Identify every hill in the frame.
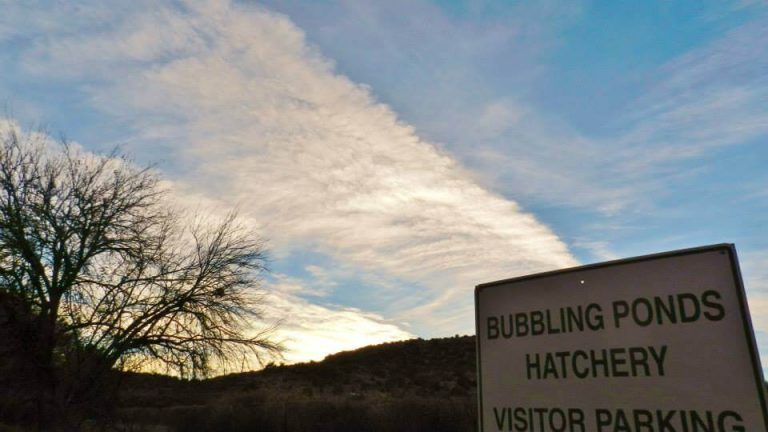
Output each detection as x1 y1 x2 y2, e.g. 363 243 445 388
114 335 478 432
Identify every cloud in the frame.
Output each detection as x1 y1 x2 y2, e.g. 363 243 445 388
2 0 576 346
445 15 768 217
264 274 414 363
617 18 768 162
4 0 768 366
0 118 17 134
0 118 414 364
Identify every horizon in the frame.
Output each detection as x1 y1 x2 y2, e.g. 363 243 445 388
1 0 767 369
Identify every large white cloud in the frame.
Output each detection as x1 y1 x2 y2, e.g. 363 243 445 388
3 0 576 357
263 274 415 363
0 118 415 364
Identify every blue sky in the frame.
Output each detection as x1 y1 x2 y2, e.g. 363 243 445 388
1 0 767 365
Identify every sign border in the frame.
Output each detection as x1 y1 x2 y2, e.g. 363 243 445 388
474 243 768 431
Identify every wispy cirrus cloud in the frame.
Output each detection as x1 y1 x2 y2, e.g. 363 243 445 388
0 118 415 363
0 0 576 356
615 17 768 168
6 0 765 364
481 14 768 216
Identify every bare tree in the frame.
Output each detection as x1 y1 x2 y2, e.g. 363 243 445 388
0 128 281 429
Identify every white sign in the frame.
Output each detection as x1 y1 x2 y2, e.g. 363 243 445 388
475 244 768 432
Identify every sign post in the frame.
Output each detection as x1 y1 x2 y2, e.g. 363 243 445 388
475 244 768 432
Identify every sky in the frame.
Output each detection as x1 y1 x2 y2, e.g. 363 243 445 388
1 0 767 367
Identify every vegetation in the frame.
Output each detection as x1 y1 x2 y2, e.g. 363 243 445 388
0 130 280 430
0 127 479 431
113 336 478 432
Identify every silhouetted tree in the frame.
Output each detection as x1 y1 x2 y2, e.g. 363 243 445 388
0 127 281 429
